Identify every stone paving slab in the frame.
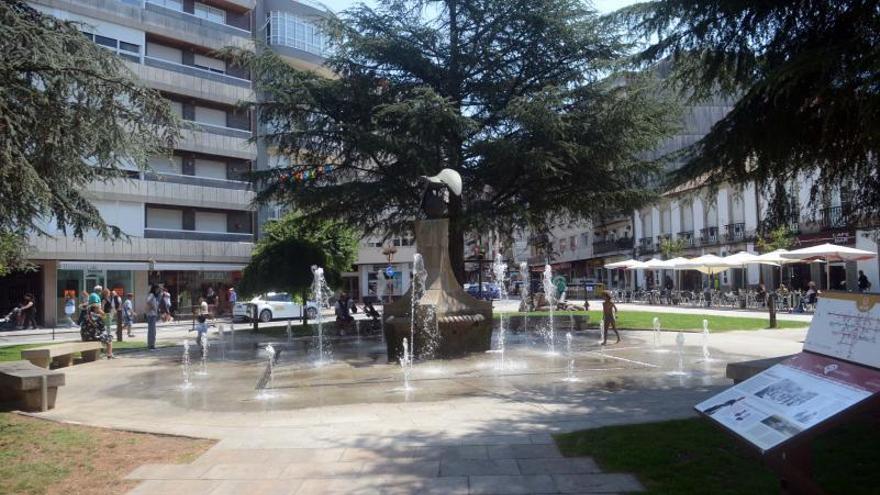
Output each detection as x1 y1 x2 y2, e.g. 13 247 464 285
518 458 601 475
553 473 644 493
440 459 522 477
469 474 557 494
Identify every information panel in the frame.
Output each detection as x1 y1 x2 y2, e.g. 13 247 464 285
695 353 880 452
804 293 880 369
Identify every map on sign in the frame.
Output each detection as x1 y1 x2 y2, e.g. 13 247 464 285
695 353 880 453
804 293 880 370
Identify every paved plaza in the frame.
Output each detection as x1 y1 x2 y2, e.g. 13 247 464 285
28 315 808 494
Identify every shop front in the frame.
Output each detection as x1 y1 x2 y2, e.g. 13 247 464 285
360 263 411 303
55 261 145 324
148 263 244 317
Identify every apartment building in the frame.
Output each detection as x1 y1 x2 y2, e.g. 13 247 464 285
633 176 880 292
15 0 263 325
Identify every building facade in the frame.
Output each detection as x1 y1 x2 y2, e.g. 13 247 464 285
17 0 330 326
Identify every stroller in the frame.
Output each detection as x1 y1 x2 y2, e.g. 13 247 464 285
80 310 107 342
0 307 21 331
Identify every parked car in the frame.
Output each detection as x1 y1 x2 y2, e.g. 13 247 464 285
233 292 319 322
464 282 501 300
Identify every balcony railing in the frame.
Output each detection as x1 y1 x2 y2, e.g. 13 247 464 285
143 56 251 88
144 1 252 36
678 231 695 247
820 203 852 230
143 172 251 191
700 226 719 246
592 237 634 255
724 222 746 242
144 228 253 242
656 233 672 246
638 236 655 253
188 120 252 138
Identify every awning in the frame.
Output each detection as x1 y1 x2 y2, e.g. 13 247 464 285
152 262 246 272
59 261 150 271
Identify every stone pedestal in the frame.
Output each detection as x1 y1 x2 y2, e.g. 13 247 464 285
384 219 493 360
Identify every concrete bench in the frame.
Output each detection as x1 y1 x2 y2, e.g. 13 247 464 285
726 355 794 383
0 360 65 411
21 342 103 369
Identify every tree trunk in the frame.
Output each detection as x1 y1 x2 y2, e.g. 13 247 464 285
768 293 777 329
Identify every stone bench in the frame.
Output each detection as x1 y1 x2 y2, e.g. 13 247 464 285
726 355 794 383
21 342 103 369
0 360 65 411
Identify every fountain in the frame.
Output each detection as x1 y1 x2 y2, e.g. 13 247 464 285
701 319 713 361
311 266 332 364
256 343 276 391
492 253 507 369
667 332 688 376
198 333 209 376
542 264 557 354
518 261 530 332
563 332 579 382
651 317 669 353
180 340 192 390
286 320 292 346
383 169 492 359
217 324 226 360
399 337 413 391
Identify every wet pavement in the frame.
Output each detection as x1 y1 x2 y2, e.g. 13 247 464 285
34 319 806 494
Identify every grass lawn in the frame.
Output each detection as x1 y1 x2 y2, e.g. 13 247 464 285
0 341 174 362
497 311 805 332
0 412 214 495
554 417 879 495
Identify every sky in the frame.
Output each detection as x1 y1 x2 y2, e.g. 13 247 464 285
316 0 639 14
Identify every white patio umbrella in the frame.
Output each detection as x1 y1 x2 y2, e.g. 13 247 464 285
722 251 762 290
677 254 731 275
604 259 639 290
781 243 878 289
604 259 639 269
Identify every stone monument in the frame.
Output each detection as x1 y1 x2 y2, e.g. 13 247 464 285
383 169 493 360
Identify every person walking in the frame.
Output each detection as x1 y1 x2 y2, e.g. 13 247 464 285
64 294 76 327
601 292 620 345
18 294 38 330
858 270 871 293
227 287 237 315
146 285 160 350
159 287 173 324
109 290 124 342
123 293 134 338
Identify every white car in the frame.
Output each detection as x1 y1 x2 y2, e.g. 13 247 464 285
233 292 319 322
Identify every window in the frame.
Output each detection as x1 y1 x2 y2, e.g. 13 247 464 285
266 11 330 57
194 2 226 24
82 31 141 58
147 0 184 12
193 53 226 74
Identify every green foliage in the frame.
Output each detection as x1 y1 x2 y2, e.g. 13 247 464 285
237 212 358 298
224 0 675 279
609 1 880 224
0 0 178 272
0 231 33 276
659 237 685 259
756 225 795 253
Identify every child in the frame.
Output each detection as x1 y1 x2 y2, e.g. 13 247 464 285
602 292 620 345
123 293 135 338
191 314 209 351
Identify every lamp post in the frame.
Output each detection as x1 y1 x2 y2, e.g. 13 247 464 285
380 241 397 302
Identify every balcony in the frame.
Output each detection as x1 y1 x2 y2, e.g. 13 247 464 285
678 231 695 247
178 128 256 160
593 237 634 255
143 171 251 191
656 233 672 246
699 226 719 246
125 59 252 106
723 223 746 242
638 237 655 253
29 234 253 262
820 203 852 230
144 228 253 242
144 1 252 37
